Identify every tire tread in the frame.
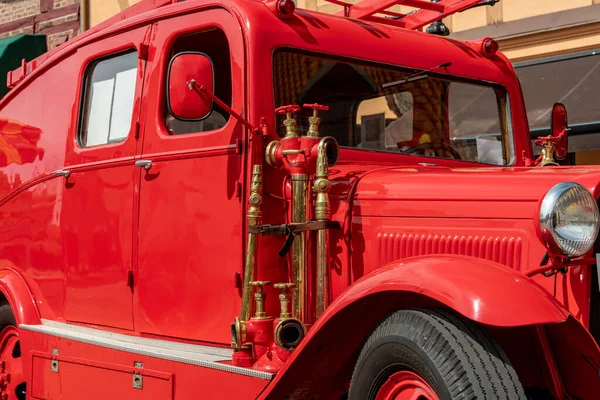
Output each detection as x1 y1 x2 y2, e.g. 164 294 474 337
350 308 526 400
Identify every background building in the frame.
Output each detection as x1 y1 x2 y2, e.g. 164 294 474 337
2 0 599 161
303 1 600 164
0 0 81 49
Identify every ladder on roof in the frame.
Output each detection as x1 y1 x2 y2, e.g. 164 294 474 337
323 0 488 30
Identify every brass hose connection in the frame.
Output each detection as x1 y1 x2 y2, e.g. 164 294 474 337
275 105 301 138
240 165 263 322
303 103 329 138
274 283 295 319
250 281 271 319
274 282 307 350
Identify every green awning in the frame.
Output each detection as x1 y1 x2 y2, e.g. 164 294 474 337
0 34 47 99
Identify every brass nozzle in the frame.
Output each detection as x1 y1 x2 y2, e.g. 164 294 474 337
250 281 271 319
274 283 295 319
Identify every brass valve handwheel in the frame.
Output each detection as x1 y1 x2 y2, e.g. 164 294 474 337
274 283 295 294
250 281 271 292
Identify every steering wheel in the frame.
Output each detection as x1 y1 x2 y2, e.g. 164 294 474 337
399 141 462 160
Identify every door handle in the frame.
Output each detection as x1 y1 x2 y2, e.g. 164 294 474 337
135 160 152 170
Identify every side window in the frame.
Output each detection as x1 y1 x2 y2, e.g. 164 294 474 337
79 51 138 147
165 29 231 135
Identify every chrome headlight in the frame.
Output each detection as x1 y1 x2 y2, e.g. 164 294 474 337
539 182 599 257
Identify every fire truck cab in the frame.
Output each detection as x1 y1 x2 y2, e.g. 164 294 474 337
0 0 598 399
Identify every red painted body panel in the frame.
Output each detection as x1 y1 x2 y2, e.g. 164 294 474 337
19 329 270 399
134 9 247 343
326 255 569 328
0 0 598 398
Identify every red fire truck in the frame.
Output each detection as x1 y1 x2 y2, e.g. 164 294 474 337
0 0 598 398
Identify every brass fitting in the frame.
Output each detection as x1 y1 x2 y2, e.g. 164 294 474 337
250 281 271 319
540 143 559 167
274 283 295 319
275 105 301 138
240 165 263 322
304 103 329 138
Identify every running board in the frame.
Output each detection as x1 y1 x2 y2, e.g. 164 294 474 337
20 319 273 380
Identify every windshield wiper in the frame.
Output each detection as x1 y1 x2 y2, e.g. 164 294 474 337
382 62 452 89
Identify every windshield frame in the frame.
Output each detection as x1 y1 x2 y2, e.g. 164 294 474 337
271 47 516 167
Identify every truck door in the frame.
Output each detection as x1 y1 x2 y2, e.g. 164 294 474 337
134 10 245 343
60 26 152 330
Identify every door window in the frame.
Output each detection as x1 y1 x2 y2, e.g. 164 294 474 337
79 51 138 147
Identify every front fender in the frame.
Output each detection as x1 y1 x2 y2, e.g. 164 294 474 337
334 254 568 327
261 255 570 399
0 268 40 326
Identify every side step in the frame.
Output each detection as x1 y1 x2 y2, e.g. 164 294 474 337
20 319 273 380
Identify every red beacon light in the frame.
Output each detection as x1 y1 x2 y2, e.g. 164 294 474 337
265 0 296 19
467 37 499 58
278 0 296 17
482 38 499 57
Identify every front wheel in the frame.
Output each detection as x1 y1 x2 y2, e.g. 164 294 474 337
0 303 25 400
349 309 526 400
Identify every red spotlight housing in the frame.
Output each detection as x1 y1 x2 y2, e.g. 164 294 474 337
482 38 499 57
278 0 296 17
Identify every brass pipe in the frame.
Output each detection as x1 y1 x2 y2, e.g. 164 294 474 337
314 139 332 318
291 174 308 321
241 165 263 322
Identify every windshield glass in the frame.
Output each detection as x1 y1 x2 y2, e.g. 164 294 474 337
273 50 514 166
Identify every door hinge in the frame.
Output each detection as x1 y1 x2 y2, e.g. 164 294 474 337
235 139 243 155
138 43 149 61
235 181 242 199
134 121 141 139
127 269 134 289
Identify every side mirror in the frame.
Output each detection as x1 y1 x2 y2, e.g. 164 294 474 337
551 103 568 160
167 52 214 120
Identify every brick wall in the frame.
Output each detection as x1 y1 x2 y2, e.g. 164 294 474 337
0 0 80 49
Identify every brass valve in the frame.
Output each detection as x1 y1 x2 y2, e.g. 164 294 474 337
275 105 301 138
250 281 271 319
304 103 329 138
535 136 560 167
274 283 295 319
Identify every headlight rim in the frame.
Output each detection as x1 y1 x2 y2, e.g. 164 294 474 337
539 181 599 258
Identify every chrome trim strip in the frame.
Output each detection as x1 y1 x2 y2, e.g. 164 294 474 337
20 319 273 380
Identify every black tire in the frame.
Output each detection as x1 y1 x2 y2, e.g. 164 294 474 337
0 302 17 330
349 309 526 400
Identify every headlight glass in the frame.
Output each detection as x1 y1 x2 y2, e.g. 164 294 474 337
539 182 599 257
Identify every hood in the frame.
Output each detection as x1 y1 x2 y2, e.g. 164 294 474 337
348 165 600 219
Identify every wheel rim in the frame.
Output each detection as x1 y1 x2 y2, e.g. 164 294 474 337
375 371 439 400
0 326 24 400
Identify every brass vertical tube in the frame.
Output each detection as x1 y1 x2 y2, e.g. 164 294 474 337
241 165 263 322
291 174 308 321
314 139 332 318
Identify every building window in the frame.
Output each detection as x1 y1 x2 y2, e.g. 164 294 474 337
516 51 600 134
79 51 138 147
165 29 231 135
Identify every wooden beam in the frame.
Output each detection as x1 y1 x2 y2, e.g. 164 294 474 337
0 4 79 35
40 0 55 13
38 20 81 36
0 17 35 35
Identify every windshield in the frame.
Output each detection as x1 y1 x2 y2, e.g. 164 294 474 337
273 50 514 166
